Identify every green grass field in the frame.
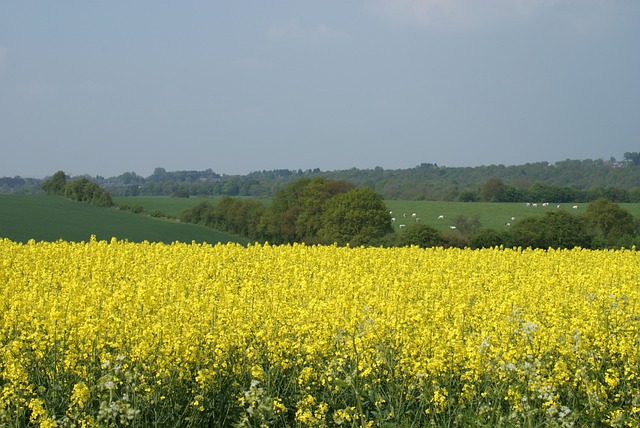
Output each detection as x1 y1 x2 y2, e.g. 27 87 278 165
5 195 638 243
385 200 640 232
0 195 248 244
113 195 271 218
115 196 640 234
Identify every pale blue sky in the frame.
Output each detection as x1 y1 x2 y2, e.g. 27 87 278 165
1 1 638 178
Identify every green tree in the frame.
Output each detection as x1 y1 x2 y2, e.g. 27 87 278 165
171 189 190 198
319 187 392 246
396 224 444 248
180 200 212 224
41 171 67 195
585 198 638 246
264 177 355 244
61 177 114 207
527 182 580 203
452 213 481 235
458 190 479 202
212 196 268 239
295 178 355 242
469 229 509 249
264 178 311 243
95 189 114 207
623 152 640 166
509 211 592 249
480 178 506 202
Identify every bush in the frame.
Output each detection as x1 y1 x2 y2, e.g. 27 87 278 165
171 189 190 198
396 224 444 248
469 228 510 249
508 211 593 249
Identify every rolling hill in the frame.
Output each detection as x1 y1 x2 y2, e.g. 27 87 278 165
0 195 248 244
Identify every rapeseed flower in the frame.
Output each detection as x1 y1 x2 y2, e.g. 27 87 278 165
1 238 639 426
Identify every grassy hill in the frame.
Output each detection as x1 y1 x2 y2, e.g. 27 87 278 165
115 197 518 232
386 200 640 232
114 196 640 234
0 195 248 244
113 196 272 218
5 195 638 244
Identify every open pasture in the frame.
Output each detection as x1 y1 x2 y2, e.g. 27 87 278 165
113 196 640 235
2 240 639 426
0 195 247 244
113 195 224 218
113 196 271 218
385 200 640 232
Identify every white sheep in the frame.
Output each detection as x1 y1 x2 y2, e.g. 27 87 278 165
437 215 444 220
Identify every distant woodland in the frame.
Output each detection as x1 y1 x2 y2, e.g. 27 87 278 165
13 153 640 249
3 154 640 202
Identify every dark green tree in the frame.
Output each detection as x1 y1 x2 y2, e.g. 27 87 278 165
527 182 580 203
452 213 482 235
584 198 638 246
508 216 543 249
458 190 479 202
264 178 314 243
295 178 355 242
171 189 190 198
61 177 114 207
212 196 267 239
396 224 444 248
319 187 392 246
41 171 67 195
264 177 355 244
480 178 506 202
180 200 211 224
623 152 640 166
95 190 114 207
509 210 592 249
469 229 510 249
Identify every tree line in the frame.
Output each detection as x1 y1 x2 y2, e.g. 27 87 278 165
4 155 640 201
104 157 640 202
35 171 640 249
468 198 639 250
475 178 637 203
41 171 114 207
180 177 393 246
179 177 640 250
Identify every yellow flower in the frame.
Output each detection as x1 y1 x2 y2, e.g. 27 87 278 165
273 397 287 413
70 381 91 408
27 398 47 423
2 240 640 425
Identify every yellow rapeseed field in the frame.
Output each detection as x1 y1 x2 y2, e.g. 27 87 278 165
1 237 639 427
